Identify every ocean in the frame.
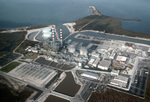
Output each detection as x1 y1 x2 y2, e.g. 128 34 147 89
0 0 150 33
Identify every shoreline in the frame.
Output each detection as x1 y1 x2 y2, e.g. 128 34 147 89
66 6 150 43
79 30 150 42
63 22 150 43
63 23 76 34
1 22 150 43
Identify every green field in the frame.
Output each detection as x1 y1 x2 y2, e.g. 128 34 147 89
1 62 21 73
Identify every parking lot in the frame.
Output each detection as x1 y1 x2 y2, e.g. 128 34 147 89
35 57 75 70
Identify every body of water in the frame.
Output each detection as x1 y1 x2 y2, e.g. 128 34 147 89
0 0 150 34
66 31 150 45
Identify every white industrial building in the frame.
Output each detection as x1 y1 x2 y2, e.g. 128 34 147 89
98 60 111 70
42 28 52 39
67 45 76 53
92 58 100 67
80 47 88 56
88 58 96 65
110 75 129 88
81 71 99 80
116 56 127 62
111 69 120 76
90 51 99 58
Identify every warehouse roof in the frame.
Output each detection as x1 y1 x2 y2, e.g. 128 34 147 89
81 71 99 80
98 60 111 67
116 56 127 62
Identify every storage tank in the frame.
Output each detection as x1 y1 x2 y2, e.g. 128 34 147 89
42 28 52 39
80 47 87 56
67 45 76 53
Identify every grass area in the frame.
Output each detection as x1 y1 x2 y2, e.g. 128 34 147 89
25 53 38 59
0 31 27 57
74 15 150 39
0 62 21 73
15 40 38 54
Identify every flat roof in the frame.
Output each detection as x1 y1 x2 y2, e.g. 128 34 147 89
99 60 111 67
81 71 99 79
115 75 128 82
116 56 127 62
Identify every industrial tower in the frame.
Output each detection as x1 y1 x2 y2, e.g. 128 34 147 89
52 26 55 41
60 28 63 47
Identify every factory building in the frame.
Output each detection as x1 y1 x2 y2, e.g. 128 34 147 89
116 56 127 62
110 75 129 88
80 47 88 56
98 60 111 70
147 48 150 56
111 70 120 76
92 58 99 67
90 51 99 58
67 45 76 53
43 41 50 50
81 71 99 80
88 58 96 65
50 41 61 52
42 28 52 39
112 61 125 69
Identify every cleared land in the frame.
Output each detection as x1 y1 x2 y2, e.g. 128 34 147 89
54 72 80 97
0 62 21 73
74 15 150 39
44 95 70 102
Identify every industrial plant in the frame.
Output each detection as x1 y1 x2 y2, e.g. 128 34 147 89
1 24 150 102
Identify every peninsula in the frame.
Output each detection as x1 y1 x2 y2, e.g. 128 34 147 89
73 6 150 39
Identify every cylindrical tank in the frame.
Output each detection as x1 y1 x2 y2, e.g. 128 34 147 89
67 45 75 53
80 47 87 56
42 28 52 39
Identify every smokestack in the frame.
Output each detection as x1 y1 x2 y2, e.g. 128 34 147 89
52 26 55 41
60 28 63 46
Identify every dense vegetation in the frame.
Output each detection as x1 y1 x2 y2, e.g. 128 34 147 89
0 62 21 73
0 31 26 57
74 15 150 39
